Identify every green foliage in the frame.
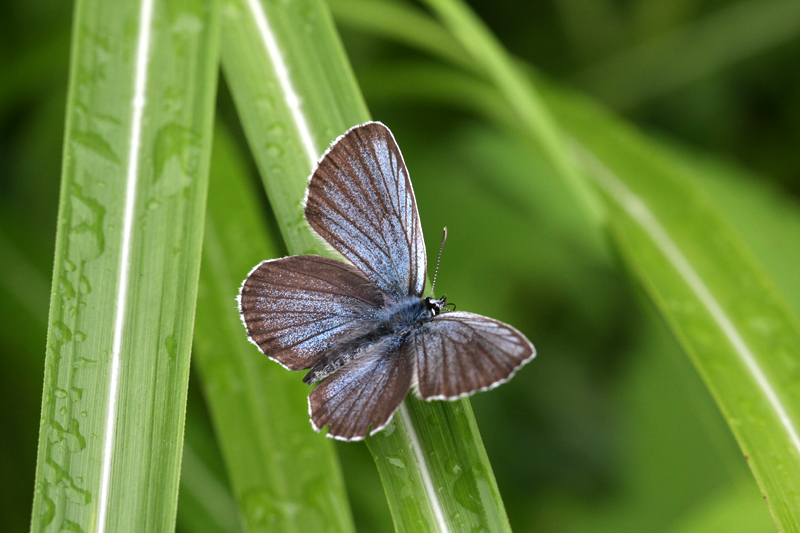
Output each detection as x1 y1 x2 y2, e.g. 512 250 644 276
2 0 800 532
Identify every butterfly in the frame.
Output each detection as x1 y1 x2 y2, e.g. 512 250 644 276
238 122 535 441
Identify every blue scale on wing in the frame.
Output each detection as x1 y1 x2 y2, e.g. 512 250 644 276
309 336 413 441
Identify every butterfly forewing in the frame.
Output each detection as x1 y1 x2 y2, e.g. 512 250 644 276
239 255 384 370
304 122 427 300
309 338 414 441
409 311 536 400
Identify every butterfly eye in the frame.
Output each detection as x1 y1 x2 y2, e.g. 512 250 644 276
423 297 448 317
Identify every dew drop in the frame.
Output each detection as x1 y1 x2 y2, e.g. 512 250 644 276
268 122 286 137
60 518 85 532
59 275 76 301
165 333 178 361
241 489 275 526
41 494 56 526
53 321 73 342
387 456 406 469
265 143 284 158
69 182 106 256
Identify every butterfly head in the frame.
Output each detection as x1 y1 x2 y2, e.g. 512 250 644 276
423 296 453 317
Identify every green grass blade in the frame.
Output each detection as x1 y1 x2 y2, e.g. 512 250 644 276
328 0 475 73
366 398 511 532
219 0 511 530
556 93 800 532
177 399 245 533
0 229 235 533
219 0 368 254
420 0 604 225
191 122 355 532
30 0 220 531
177 442 243 533
370 57 800 530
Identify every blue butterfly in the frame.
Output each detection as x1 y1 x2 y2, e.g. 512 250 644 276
239 122 535 441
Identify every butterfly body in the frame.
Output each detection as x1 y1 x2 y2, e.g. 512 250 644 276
239 122 535 441
379 295 443 331
303 295 445 384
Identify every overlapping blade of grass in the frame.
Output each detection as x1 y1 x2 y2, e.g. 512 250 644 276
219 0 511 530
30 0 220 531
572 0 800 109
555 90 800 532
419 0 604 226
333 0 800 529
219 0 367 253
177 394 245 533
191 122 355 532
327 0 475 72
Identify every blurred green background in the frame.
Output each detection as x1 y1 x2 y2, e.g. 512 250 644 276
3 0 800 531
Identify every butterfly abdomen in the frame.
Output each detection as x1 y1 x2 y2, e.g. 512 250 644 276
302 322 382 385
303 298 430 386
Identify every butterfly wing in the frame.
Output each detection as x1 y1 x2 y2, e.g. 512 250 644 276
304 122 427 300
239 255 384 370
309 337 413 441
408 311 535 400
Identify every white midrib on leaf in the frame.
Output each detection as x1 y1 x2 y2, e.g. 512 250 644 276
576 142 800 456
96 1 155 531
245 0 318 168
399 403 451 532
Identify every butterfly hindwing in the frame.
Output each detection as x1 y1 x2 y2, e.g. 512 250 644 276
304 122 427 300
308 337 414 441
239 255 384 370
408 311 536 400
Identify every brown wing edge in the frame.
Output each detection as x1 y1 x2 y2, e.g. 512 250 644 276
307 392 407 443
237 258 296 370
300 121 391 213
308 398 407 443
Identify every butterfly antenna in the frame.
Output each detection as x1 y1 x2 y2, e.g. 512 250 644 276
431 227 447 296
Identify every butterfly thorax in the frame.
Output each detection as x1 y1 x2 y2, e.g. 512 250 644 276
302 296 449 385
379 296 444 333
